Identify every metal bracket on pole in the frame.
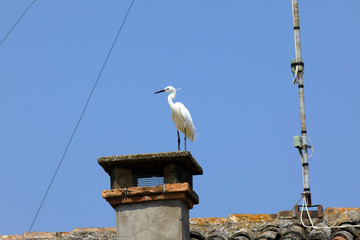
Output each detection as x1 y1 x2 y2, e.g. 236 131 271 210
291 59 304 74
292 192 323 219
293 204 324 219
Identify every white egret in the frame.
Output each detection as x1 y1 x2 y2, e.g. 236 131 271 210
154 86 196 151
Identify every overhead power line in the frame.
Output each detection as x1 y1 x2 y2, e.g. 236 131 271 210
28 0 135 232
0 0 37 46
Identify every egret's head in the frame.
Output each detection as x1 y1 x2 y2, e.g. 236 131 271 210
154 86 176 94
164 86 175 93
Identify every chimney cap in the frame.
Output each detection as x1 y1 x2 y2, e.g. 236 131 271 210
98 151 203 176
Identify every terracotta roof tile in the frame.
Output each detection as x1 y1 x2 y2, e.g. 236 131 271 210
1 208 359 240
189 208 360 240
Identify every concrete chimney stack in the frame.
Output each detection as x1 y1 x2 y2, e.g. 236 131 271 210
98 151 203 240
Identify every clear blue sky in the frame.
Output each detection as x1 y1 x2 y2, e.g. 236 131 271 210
1 0 359 235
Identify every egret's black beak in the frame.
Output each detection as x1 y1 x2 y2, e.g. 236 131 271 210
154 89 165 94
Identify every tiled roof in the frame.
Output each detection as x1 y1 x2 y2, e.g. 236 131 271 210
0 227 116 240
190 208 360 240
1 208 359 240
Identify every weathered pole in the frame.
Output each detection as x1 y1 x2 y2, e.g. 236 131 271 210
291 0 312 205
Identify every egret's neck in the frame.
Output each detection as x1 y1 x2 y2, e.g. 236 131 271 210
167 92 176 109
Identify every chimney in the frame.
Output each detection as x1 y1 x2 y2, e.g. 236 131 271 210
98 151 203 240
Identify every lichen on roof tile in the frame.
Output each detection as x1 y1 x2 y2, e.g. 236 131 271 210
324 208 360 227
1 208 360 240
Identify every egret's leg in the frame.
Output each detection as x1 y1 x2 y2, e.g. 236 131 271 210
177 130 180 151
184 127 187 151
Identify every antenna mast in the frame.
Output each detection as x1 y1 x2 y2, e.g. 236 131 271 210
291 0 311 206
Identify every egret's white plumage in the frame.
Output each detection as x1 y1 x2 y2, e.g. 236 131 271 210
154 86 195 150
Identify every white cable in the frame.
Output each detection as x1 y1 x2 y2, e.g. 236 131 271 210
307 136 314 159
299 194 308 227
293 65 299 84
295 136 360 229
304 196 315 227
299 193 360 229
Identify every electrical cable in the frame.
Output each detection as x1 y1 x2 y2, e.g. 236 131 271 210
307 136 314 159
0 0 37 46
293 65 299 84
28 0 135 232
295 140 360 229
299 193 360 229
